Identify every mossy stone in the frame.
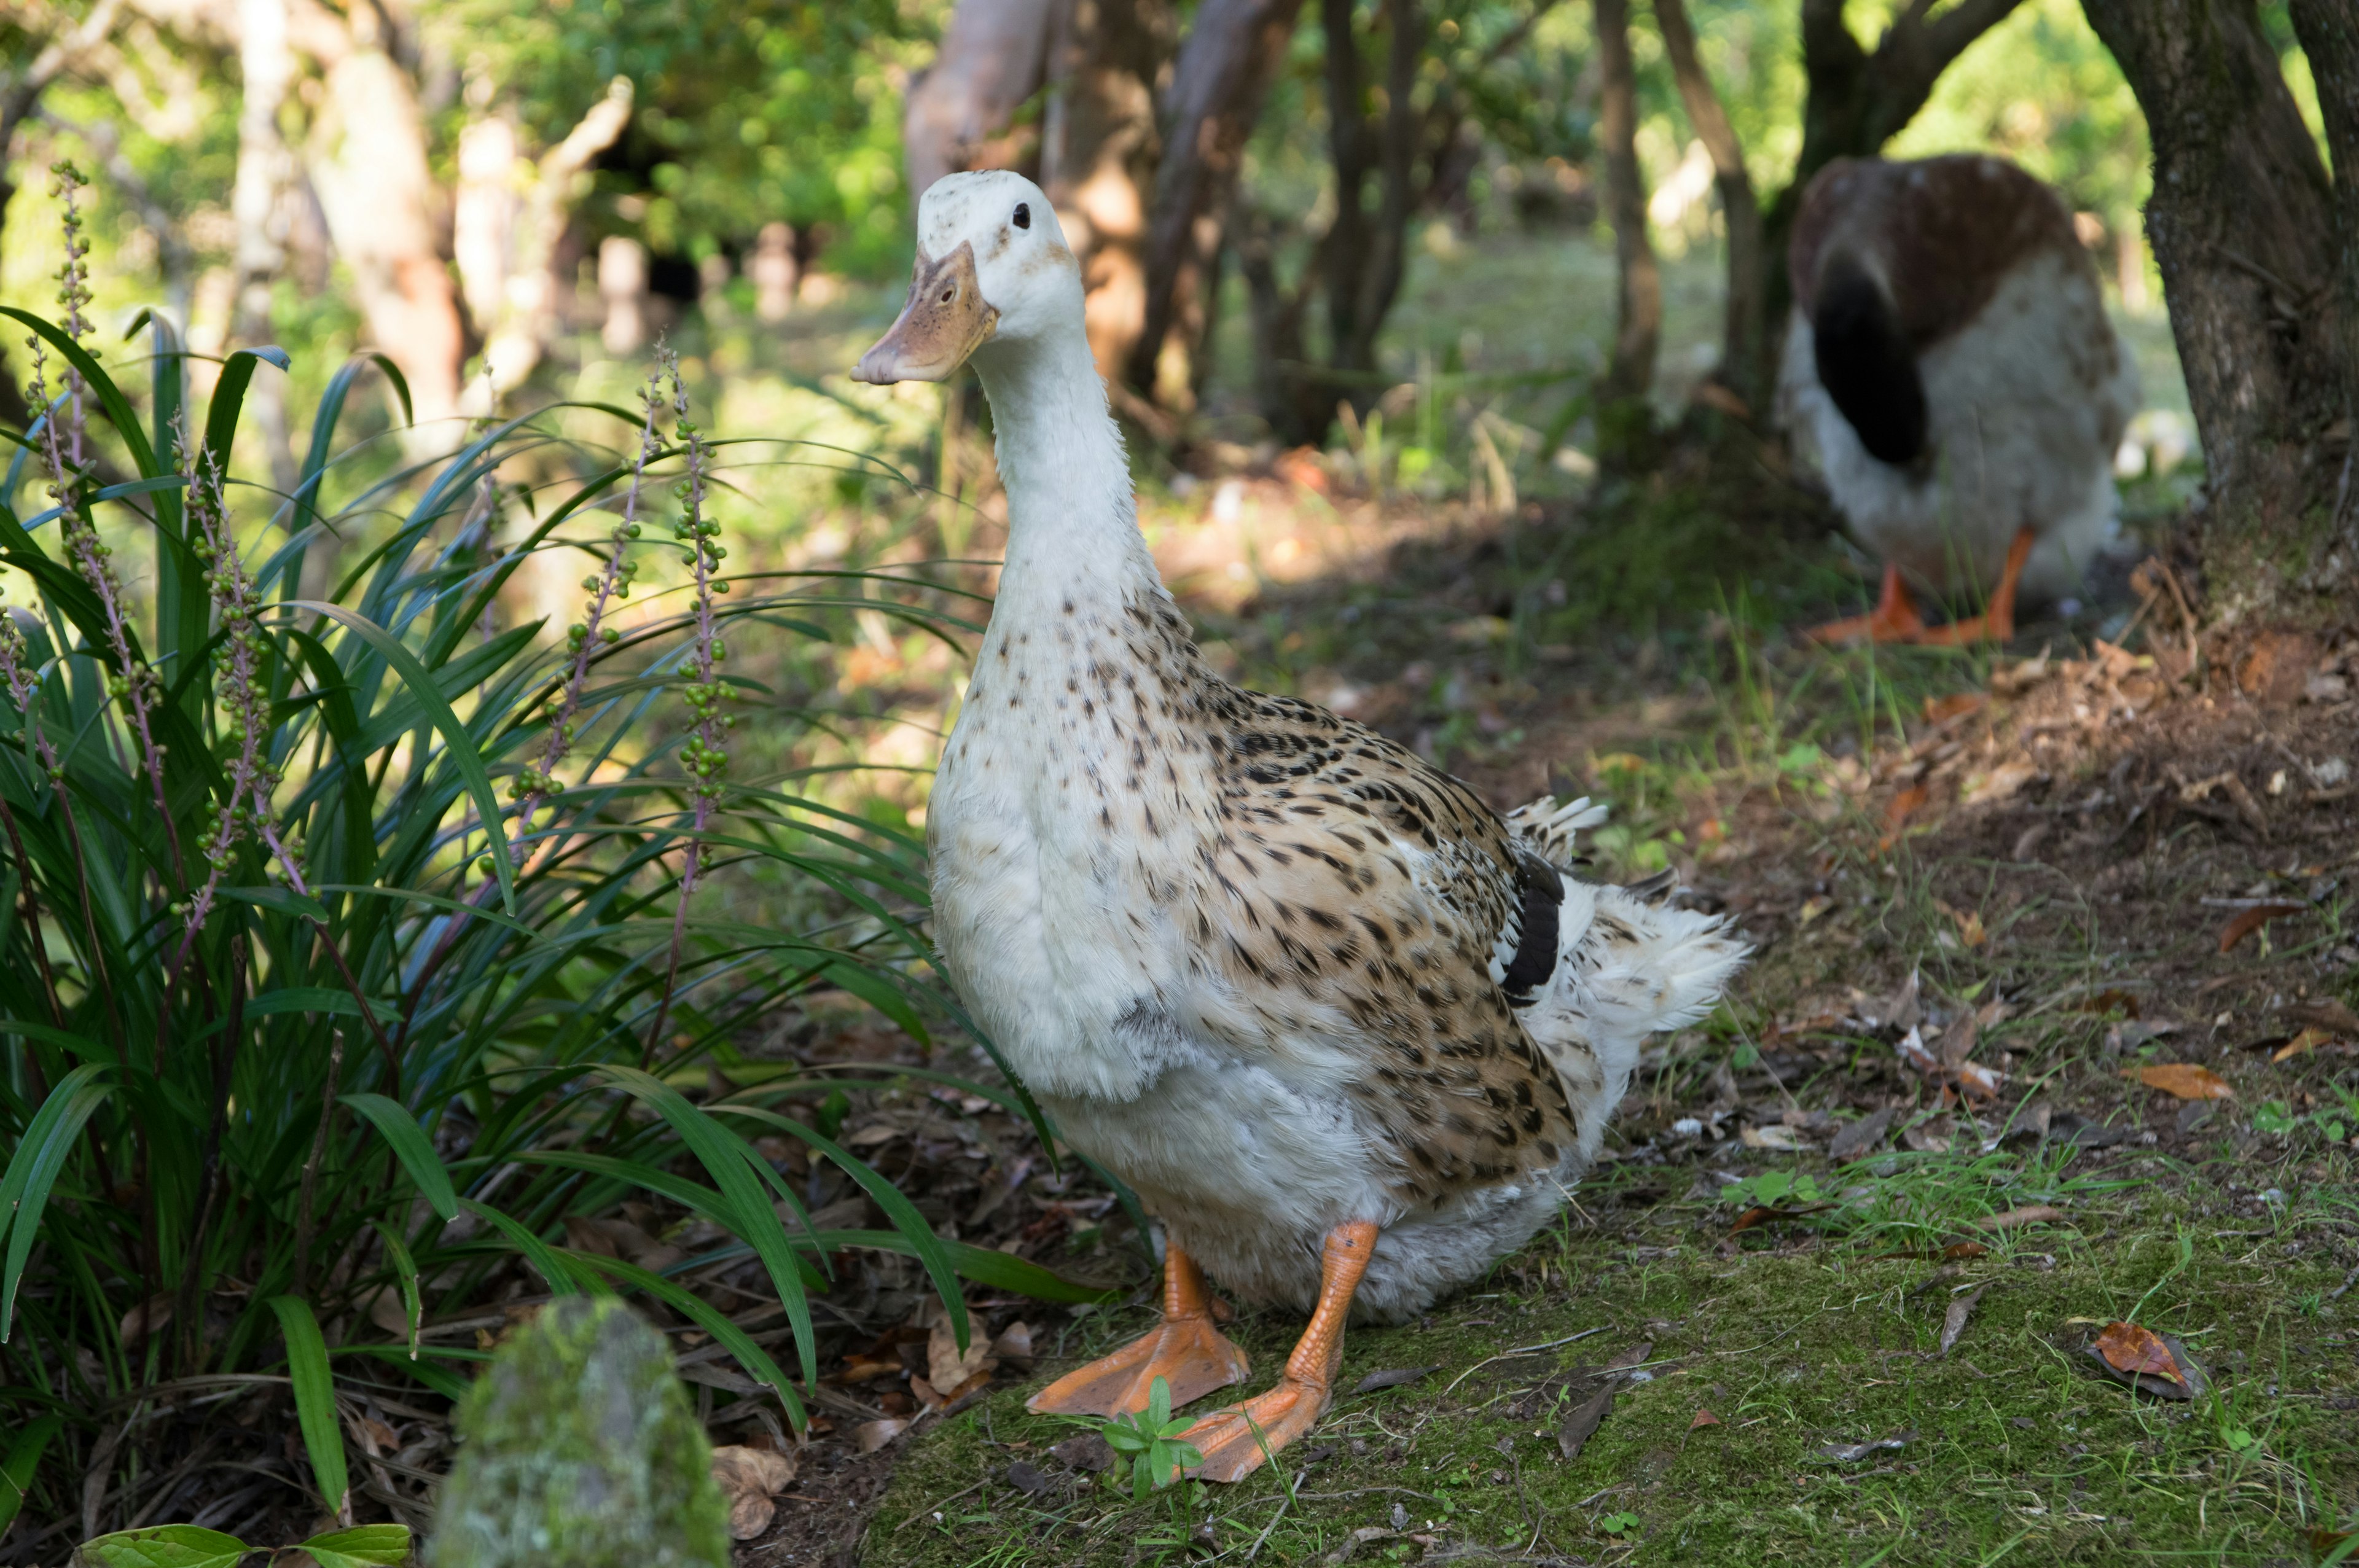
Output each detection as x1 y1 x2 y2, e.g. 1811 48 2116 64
427 1296 729 1568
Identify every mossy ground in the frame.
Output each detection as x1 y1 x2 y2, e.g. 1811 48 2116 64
864 1152 2356 1566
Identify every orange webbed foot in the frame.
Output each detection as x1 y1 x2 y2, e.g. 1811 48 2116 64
1806 563 1925 644
1176 1375 1332 1482
1025 1311 1249 1418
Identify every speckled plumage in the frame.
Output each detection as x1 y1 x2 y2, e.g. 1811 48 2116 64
901 171 1746 1322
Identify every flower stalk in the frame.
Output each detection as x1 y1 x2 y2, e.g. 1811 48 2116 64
644 354 733 1064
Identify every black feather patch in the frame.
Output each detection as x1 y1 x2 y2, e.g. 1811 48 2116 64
1812 256 1927 466
1501 854 1563 1005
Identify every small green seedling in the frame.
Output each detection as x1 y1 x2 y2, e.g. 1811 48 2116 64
74 1523 410 1568
1596 1510 1642 1537
1721 1169 1826 1208
1092 1376 1204 1500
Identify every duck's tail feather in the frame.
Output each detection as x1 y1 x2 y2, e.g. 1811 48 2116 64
1504 794 1609 868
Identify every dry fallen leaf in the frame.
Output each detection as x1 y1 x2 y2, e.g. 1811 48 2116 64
1555 1341 1652 1463
710 1445 798 1540
2094 1322 2181 1384
992 1320 1035 1366
1812 1431 1915 1464
855 1418 910 1454
1828 1107 1897 1162
2086 1322 2206 1400
2217 903 2307 953
1689 1408 1723 1430
2271 1027 2339 1063
1880 785 1929 849
1940 1287 1985 1356
928 1319 997 1392
2127 1064 2234 1101
1976 1204 2065 1231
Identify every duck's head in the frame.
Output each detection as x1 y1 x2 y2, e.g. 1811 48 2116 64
853 171 1082 384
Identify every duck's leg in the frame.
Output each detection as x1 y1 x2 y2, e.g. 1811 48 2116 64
1025 1241 1250 1418
1176 1220 1377 1483
1804 563 1927 644
1917 526 2033 646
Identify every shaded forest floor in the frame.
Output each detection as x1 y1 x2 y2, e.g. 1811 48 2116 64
729 432 2359 1567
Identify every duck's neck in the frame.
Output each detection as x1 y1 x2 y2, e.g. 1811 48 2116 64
972 330 1162 618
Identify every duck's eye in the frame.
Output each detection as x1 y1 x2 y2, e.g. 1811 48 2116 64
1013 203 1031 230
941 287 955 303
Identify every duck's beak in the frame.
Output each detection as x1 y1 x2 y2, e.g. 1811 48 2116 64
853 242 998 384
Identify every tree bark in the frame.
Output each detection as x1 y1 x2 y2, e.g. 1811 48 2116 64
902 0 1058 203
1039 0 1172 389
303 7 465 431
459 79 634 400
1125 0 1307 400
2083 0 2351 617
232 0 299 497
1753 0 2026 397
1653 0 1762 414
2288 0 2359 462
1321 0 1423 380
1593 0 1658 409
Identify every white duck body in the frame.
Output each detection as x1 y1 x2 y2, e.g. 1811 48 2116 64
904 173 1745 1322
1779 155 2141 604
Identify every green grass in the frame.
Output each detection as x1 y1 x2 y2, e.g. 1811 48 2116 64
867 1147 2358 1566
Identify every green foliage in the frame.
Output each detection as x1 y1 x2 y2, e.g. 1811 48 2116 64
426 1297 728 1568
72 1522 409 1568
1719 1168 1826 1209
0 179 1035 1530
1080 1376 1203 1501
426 0 923 268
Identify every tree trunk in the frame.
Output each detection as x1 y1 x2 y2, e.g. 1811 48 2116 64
303 9 464 431
1653 0 1762 415
2288 0 2359 458
1593 0 1658 411
460 79 634 400
1125 0 1307 401
1753 0 2026 399
231 0 298 497
1039 0 1172 389
2083 0 2352 617
902 0 1058 203
1320 0 1423 381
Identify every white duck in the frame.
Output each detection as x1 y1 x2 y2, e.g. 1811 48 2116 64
1781 154 2141 644
855 171 1745 1481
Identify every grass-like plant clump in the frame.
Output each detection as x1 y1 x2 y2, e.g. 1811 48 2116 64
0 162 1081 1544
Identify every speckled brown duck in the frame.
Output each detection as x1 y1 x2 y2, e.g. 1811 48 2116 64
854 171 1747 1482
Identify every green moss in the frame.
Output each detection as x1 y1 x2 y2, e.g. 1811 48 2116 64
867 1168 2358 1566
428 1297 729 1568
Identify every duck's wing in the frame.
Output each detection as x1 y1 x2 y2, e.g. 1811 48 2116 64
1186 682 1588 1207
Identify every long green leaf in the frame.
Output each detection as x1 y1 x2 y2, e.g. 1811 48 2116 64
369 1219 423 1359
341 1094 458 1221
593 1066 819 1385
715 1104 968 1350
0 1063 113 1339
571 1250 804 1429
0 1412 60 1535
0 306 162 477
289 601 518 912
340 1344 471 1402
295 1524 412 1568
266 1295 349 1516
459 1198 586 1298
72 1524 250 1568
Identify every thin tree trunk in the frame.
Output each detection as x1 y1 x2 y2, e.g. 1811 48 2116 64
2288 0 2359 477
303 10 465 431
463 79 634 400
232 0 299 498
1348 0 1424 374
902 0 1058 203
2083 0 2349 617
1594 0 1658 408
1653 0 1762 414
1126 0 1307 400
1039 0 1172 389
